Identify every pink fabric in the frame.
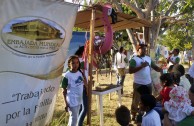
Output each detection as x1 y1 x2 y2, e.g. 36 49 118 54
167 86 190 109
96 4 113 54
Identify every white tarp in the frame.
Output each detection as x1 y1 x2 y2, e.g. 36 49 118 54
0 0 78 125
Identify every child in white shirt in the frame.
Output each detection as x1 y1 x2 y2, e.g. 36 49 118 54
61 55 87 126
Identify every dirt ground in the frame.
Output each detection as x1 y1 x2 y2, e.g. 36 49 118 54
53 70 135 126
53 64 190 126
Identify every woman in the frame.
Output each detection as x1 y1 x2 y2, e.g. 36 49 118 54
163 85 194 126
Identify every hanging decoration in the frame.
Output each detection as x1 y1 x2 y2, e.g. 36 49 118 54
94 4 115 55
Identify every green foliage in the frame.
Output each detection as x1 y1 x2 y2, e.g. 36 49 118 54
157 0 194 50
113 30 132 51
121 4 136 16
73 27 85 31
159 27 192 51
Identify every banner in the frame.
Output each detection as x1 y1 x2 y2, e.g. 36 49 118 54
0 0 78 125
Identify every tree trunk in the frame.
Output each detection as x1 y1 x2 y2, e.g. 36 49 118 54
126 29 137 54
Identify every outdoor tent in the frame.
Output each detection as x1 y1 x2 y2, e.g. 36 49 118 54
75 4 151 31
73 4 151 126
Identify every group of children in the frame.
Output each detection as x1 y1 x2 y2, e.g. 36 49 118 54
115 64 194 126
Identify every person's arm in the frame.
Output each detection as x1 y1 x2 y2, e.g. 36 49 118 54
155 94 162 102
82 74 88 94
169 57 180 65
134 32 141 43
63 88 68 112
190 110 194 116
151 60 162 72
61 77 69 112
163 113 173 126
175 57 180 64
128 59 149 74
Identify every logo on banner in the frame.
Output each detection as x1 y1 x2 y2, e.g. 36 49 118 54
1 17 66 55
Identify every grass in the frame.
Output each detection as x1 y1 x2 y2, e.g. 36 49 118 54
51 72 134 126
51 63 191 126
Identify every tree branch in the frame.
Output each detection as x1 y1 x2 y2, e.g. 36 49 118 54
144 0 159 18
120 0 144 18
112 0 123 12
161 0 178 24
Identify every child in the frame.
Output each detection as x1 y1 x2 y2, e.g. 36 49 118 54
139 94 161 126
156 73 175 106
115 105 133 126
61 55 87 126
172 64 191 91
164 86 194 125
75 46 88 126
168 65 174 73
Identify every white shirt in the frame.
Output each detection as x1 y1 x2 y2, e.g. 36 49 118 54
142 109 161 126
132 56 152 84
179 75 191 91
114 52 126 68
64 71 84 107
169 55 180 66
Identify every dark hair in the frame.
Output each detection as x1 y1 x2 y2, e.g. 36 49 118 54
174 48 179 54
115 105 131 126
67 55 80 69
137 85 151 95
75 46 84 56
168 65 174 73
160 73 173 86
119 47 124 53
171 72 181 85
172 64 185 76
140 94 156 110
136 44 147 51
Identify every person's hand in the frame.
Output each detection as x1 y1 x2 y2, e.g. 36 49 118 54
65 105 69 112
141 61 149 68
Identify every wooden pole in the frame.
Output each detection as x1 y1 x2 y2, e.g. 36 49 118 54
87 9 95 126
110 49 113 84
96 68 98 83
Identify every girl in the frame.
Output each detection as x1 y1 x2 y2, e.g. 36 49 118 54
156 73 175 106
61 55 87 126
164 86 194 126
74 46 88 126
139 94 161 126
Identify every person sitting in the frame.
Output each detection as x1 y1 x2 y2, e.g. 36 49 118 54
172 64 191 91
168 65 174 73
177 84 194 126
154 73 176 120
138 94 161 126
156 73 175 106
163 85 194 126
186 62 194 85
115 105 133 126
164 86 194 125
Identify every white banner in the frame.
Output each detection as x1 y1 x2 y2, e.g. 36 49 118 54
0 0 78 125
